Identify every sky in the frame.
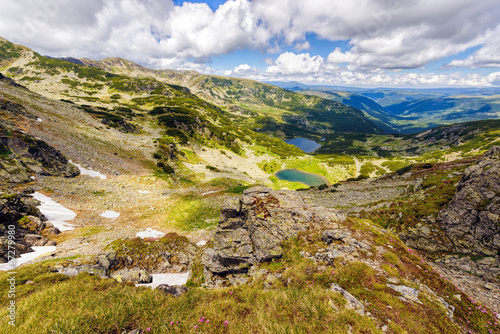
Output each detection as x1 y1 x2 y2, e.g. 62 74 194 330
1 0 500 87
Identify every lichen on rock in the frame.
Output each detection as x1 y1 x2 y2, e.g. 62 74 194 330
202 186 345 279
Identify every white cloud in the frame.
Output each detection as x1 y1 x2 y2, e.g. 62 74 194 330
0 0 499 86
294 41 310 51
0 0 268 69
327 48 356 64
253 0 500 71
224 50 498 87
224 64 260 77
447 27 500 68
266 52 324 75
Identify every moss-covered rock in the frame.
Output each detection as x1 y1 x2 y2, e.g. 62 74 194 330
103 233 196 273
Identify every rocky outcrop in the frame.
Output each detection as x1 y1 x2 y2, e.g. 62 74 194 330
111 269 152 284
157 284 188 297
0 189 58 262
202 187 344 277
58 265 108 278
436 146 500 256
0 133 80 183
101 233 197 273
394 147 500 256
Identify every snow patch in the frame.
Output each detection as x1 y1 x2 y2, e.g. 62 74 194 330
136 273 189 289
196 240 207 247
138 190 150 194
70 161 106 179
32 192 76 231
0 246 57 271
99 210 120 219
37 118 42 122
136 228 165 239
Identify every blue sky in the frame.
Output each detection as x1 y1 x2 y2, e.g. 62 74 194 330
1 0 500 87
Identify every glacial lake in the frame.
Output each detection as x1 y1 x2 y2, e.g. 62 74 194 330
275 169 327 187
285 138 321 153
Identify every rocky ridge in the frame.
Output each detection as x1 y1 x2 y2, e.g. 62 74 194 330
202 186 344 279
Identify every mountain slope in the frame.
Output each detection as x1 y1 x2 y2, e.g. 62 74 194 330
0 37 382 142
298 89 399 134
283 82 500 134
79 56 383 137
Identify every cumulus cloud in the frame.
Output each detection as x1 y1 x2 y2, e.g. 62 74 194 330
0 0 499 86
223 50 498 87
266 52 324 75
447 27 500 68
253 0 500 71
0 0 268 68
224 64 260 77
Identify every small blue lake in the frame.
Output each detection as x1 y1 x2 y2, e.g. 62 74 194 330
285 138 321 153
275 169 327 187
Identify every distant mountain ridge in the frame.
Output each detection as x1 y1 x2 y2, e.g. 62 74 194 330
294 83 500 134
0 36 382 139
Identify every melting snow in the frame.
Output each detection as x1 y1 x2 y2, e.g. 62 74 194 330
196 240 207 247
136 228 165 239
37 118 43 122
136 273 189 289
99 211 120 219
32 192 76 231
138 190 149 194
69 161 106 179
0 246 57 271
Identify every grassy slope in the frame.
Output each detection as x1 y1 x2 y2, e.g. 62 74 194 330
78 57 383 138
1 38 500 333
0 217 497 333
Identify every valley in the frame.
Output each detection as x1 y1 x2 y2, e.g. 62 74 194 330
0 36 499 333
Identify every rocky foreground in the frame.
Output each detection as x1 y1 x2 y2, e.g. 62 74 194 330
5 179 492 332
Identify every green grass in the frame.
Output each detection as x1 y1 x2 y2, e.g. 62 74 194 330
165 195 221 231
0 220 498 333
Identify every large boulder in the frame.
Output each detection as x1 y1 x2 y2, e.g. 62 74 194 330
101 233 197 273
202 187 344 276
112 269 152 284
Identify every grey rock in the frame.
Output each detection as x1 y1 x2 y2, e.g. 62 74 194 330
228 276 249 286
436 146 500 256
398 146 500 256
58 265 107 278
112 269 152 284
330 283 365 315
438 297 455 319
387 284 422 304
321 229 350 244
157 284 187 297
203 187 344 277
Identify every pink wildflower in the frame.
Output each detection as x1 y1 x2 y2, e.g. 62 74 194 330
170 321 174 326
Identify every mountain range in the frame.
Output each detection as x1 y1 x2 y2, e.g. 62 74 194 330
0 36 499 334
